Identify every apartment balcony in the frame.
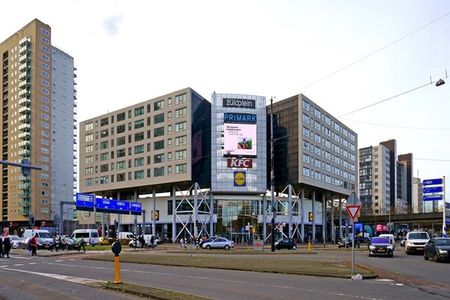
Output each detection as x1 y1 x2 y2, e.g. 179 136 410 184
19 81 31 90
19 55 31 65
19 123 31 132
19 39 31 48
18 115 31 123
19 97 31 107
19 47 31 56
18 106 31 115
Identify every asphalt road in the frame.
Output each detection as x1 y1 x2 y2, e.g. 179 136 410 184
0 247 449 300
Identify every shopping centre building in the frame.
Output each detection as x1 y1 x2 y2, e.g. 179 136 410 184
79 88 358 243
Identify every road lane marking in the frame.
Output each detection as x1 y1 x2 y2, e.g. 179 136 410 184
47 262 386 300
29 262 37 265
2 267 104 287
13 264 24 266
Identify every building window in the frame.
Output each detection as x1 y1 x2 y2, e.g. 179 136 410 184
85 167 93 175
100 117 109 126
175 94 186 105
100 129 109 138
100 164 109 172
175 107 187 119
134 119 144 129
154 113 164 124
134 158 144 167
85 145 94 153
175 121 187 132
117 161 126 170
85 122 94 131
100 141 108 149
175 163 187 174
134 170 144 179
154 140 164 150
154 153 164 163
117 124 125 134
134 132 144 142
100 153 109 161
154 127 164 137
117 136 125 146
175 149 187 160
134 106 144 116
303 127 310 138
86 156 93 164
134 144 144 154
85 134 93 142
117 149 126 158
117 173 125 182
154 167 164 177
154 100 165 111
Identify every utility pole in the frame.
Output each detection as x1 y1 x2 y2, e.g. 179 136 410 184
270 97 276 252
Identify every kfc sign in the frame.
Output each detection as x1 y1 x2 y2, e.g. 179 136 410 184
227 158 253 168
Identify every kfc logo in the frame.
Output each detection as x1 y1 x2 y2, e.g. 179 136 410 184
227 158 253 168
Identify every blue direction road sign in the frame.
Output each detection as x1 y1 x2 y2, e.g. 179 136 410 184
130 202 142 215
76 193 95 211
423 178 443 186
423 186 443 194
115 201 130 212
423 195 443 201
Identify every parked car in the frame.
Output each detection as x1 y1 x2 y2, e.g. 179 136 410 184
10 235 23 249
424 237 450 262
71 229 99 245
338 237 360 248
201 237 234 250
275 238 297 250
62 237 82 251
368 237 394 257
405 231 430 254
378 234 396 250
22 229 53 250
199 237 217 248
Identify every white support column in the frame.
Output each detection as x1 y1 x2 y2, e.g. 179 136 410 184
301 188 305 243
194 183 198 238
312 191 316 243
288 185 293 238
152 189 156 236
172 185 176 243
210 193 214 237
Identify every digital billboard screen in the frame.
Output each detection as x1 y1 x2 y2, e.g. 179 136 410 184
223 113 257 157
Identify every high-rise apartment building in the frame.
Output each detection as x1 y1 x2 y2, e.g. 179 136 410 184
359 144 391 215
412 177 423 213
0 19 76 225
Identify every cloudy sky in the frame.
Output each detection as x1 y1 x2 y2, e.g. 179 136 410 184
1 0 449 197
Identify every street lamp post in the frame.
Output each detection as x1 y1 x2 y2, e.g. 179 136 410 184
270 97 276 252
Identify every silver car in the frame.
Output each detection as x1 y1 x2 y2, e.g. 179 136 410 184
201 237 234 250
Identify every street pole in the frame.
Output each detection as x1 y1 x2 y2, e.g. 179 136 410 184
351 219 355 275
270 97 275 252
443 176 446 237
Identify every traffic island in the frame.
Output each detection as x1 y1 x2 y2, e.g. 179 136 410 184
102 282 211 300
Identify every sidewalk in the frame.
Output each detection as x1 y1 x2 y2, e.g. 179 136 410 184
9 247 92 257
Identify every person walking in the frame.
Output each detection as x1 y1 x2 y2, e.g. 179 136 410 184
31 234 38 256
0 235 4 258
3 233 11 258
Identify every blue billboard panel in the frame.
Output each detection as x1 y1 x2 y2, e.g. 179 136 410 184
130 202 142 215
423 186 443 194
423 178 443 186
75 193 95 211
423 195 443 201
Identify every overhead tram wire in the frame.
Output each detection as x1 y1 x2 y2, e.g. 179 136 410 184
414 158 450 163
338 80 434 118
344 119 450 131
299 11 450 91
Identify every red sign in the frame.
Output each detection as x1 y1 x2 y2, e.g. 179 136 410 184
345 205 361 220
227 158 253 168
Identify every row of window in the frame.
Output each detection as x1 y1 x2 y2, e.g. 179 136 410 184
85 94 187 130
302 153 356 181
303 128 356 162
303 141 356 171
85 149 187 173
84 163 187 186
302 99 356 142
85 120 187 141
302 167 353 189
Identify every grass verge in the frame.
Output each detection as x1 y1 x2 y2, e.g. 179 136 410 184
86 252 376 278
102 282 211 300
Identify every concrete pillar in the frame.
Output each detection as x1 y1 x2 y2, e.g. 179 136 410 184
312 190 316 243
263 194 267 241
331 198 336 243
339 197 343 239
322 193 326 243
300 188 305 243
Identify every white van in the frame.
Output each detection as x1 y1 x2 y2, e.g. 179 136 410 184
71 229 99 245
378 234 396 250
22 229 53 249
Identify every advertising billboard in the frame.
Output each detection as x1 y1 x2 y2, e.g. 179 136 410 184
223 113 257 157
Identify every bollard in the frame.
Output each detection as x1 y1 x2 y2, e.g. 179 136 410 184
307 237 311 253
111 241 122 284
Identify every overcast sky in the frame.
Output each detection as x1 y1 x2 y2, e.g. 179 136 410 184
1 0 450 198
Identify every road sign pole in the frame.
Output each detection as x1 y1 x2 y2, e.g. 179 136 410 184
351 218 355 275
443 176 446 237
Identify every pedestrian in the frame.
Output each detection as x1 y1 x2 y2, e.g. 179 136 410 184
31 234 38 256
0 235 3 258
79 238 86 253
150 235 155 249
180 237 184 248
3 233 11 258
